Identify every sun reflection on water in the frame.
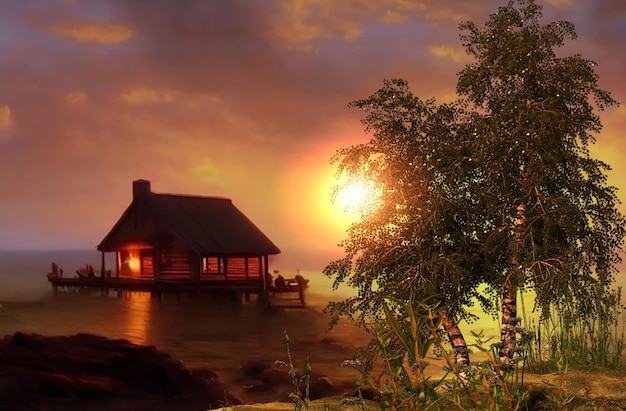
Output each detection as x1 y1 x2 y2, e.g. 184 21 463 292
124 292 152 345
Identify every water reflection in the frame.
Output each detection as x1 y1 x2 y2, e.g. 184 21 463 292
123 292 151 345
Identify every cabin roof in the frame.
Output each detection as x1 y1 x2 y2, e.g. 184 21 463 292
97 181 280 255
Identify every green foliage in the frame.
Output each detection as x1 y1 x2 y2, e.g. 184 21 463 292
456 0 625 318
372 294 444 408
436 330 532 411
523 288 626 372
325 0 625 362
275 330 312 411
323 78 489 333
337 295 540 410
323 3 625 410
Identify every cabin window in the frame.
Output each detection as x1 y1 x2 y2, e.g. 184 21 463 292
119 250 141 276
203 257 225 274
140 249 154 277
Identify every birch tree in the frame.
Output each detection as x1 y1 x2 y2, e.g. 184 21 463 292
325 0 624 370
456 0 625 360
324 79 490 366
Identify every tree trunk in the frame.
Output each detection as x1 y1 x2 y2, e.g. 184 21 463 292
438 308 470 367
499 276 519 361
499 203 526 361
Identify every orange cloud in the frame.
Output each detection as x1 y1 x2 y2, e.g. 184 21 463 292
194 158 219 183
65 91 87 105
273 1 355 49
544 0 573 6
0 105 13 129
429 44 473 63
48 21 132 44
273 0 429 48
273 0 484 49
120 89 176 105
379 9 409 24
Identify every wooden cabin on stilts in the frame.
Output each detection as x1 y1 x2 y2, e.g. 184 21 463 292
47 179 306 307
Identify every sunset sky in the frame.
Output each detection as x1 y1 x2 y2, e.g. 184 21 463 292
1 0 625 265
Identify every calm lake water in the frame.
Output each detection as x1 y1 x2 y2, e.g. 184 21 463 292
0 250 376 403
1 249 623 403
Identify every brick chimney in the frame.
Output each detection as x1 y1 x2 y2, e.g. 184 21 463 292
132 179 151 199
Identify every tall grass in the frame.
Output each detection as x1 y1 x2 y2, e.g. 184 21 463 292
274 287 625 410
342 294 533 410
521 287 626 372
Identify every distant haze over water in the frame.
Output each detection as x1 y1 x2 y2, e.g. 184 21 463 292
0 250 626 346
0 248 349 301
1 248 624 306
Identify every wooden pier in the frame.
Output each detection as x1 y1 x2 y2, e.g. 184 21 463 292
47 275 308 308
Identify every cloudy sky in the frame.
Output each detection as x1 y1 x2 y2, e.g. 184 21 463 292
1 1 625 265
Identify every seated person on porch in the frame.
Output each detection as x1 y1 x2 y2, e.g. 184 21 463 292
76 264 96 279
294 274 309 289
46 262 62 279
274 274 287 290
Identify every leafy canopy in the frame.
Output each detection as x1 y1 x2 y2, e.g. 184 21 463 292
324 79 490 328
457 0 625 316
325 0 624 329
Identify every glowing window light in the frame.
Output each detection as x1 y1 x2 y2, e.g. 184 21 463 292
126 252 141 273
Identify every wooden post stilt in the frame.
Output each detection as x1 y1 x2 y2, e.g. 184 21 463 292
100 252 106 279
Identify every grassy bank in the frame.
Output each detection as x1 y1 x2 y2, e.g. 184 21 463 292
212 367 626 410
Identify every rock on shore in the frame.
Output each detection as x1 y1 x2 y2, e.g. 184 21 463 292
0 332 241 410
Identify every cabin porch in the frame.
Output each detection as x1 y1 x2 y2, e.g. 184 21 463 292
98 246 270 286
47 272 308 307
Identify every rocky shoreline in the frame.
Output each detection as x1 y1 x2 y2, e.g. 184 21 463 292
3 332 625 410
0 332 369 410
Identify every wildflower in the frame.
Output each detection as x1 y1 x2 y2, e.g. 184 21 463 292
486 371 503 387
341 359 362 368
510 347 526 354
341 397 362 406
520 329 535 339
501 324 525 333
497 357 519 372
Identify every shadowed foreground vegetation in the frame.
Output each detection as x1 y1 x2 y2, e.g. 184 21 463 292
219 370 626 410
215 315 625 410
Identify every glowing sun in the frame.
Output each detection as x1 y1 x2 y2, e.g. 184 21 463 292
336 179 379 214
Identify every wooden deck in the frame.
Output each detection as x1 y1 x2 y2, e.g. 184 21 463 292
265 277 308 308
47 276 307 307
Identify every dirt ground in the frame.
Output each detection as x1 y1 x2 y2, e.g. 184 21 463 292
219 366 626 410
522 366 626 410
